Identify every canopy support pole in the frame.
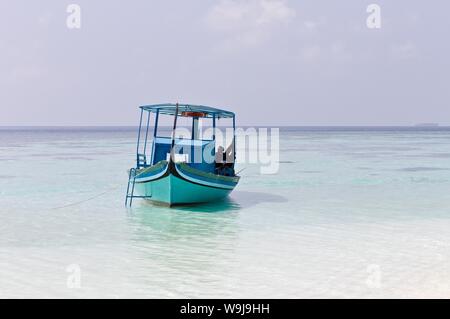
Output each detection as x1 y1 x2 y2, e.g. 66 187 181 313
192 117 199 140
233 115 236 163
143 111 151 160
153 109 159 138
213 114 216 141
136 108 144 168
170 103 180 161
149 109 160 165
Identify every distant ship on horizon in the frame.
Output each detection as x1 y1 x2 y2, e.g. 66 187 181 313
414 123 440 127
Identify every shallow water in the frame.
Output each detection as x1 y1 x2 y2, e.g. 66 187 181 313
1 127 450 298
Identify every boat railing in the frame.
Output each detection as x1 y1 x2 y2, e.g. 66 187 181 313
136 153 147 169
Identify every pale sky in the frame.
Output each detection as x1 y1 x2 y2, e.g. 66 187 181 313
0 1 449 126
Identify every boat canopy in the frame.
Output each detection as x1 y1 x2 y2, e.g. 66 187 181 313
140 103 235 119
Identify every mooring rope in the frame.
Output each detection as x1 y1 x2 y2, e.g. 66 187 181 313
50 185 121 210
49 165 244 210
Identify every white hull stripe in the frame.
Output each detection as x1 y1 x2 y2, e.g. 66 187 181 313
135 166 168 183
175 165 236 190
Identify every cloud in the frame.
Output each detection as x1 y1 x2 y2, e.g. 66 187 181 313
205 0 296 48
10 65 47 83
297 41 353 63
303 20 317 30
300 45 321 61
37 12 53 27
256 0 296 25
391 42 417 59
301 16 327 32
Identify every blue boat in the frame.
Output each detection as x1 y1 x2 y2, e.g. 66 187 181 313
125 103 240 206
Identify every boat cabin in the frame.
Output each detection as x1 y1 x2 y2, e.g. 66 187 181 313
135 103 236 176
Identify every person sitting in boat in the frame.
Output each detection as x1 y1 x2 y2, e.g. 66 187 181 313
215 146 225 164
215 143 235 176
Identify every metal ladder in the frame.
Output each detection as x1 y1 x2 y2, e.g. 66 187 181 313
125 167 153 206
125 168 137 206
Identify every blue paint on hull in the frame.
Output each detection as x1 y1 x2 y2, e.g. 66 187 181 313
136 174 234 205
134 160 239 206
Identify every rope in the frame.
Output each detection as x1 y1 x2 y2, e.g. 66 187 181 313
50 168 150 210
50 185 121 210
50 164 240 210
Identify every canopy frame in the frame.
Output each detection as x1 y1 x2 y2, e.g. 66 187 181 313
135 103 236 168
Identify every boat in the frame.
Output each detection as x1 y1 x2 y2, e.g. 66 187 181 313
414 123 439 127
125 103 240 206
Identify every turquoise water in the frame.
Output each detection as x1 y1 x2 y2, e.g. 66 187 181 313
1 127 450 298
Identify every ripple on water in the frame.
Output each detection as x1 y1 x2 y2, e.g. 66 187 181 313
397 167 450 172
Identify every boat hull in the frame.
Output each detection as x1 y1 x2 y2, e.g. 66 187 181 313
133 160 239 206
